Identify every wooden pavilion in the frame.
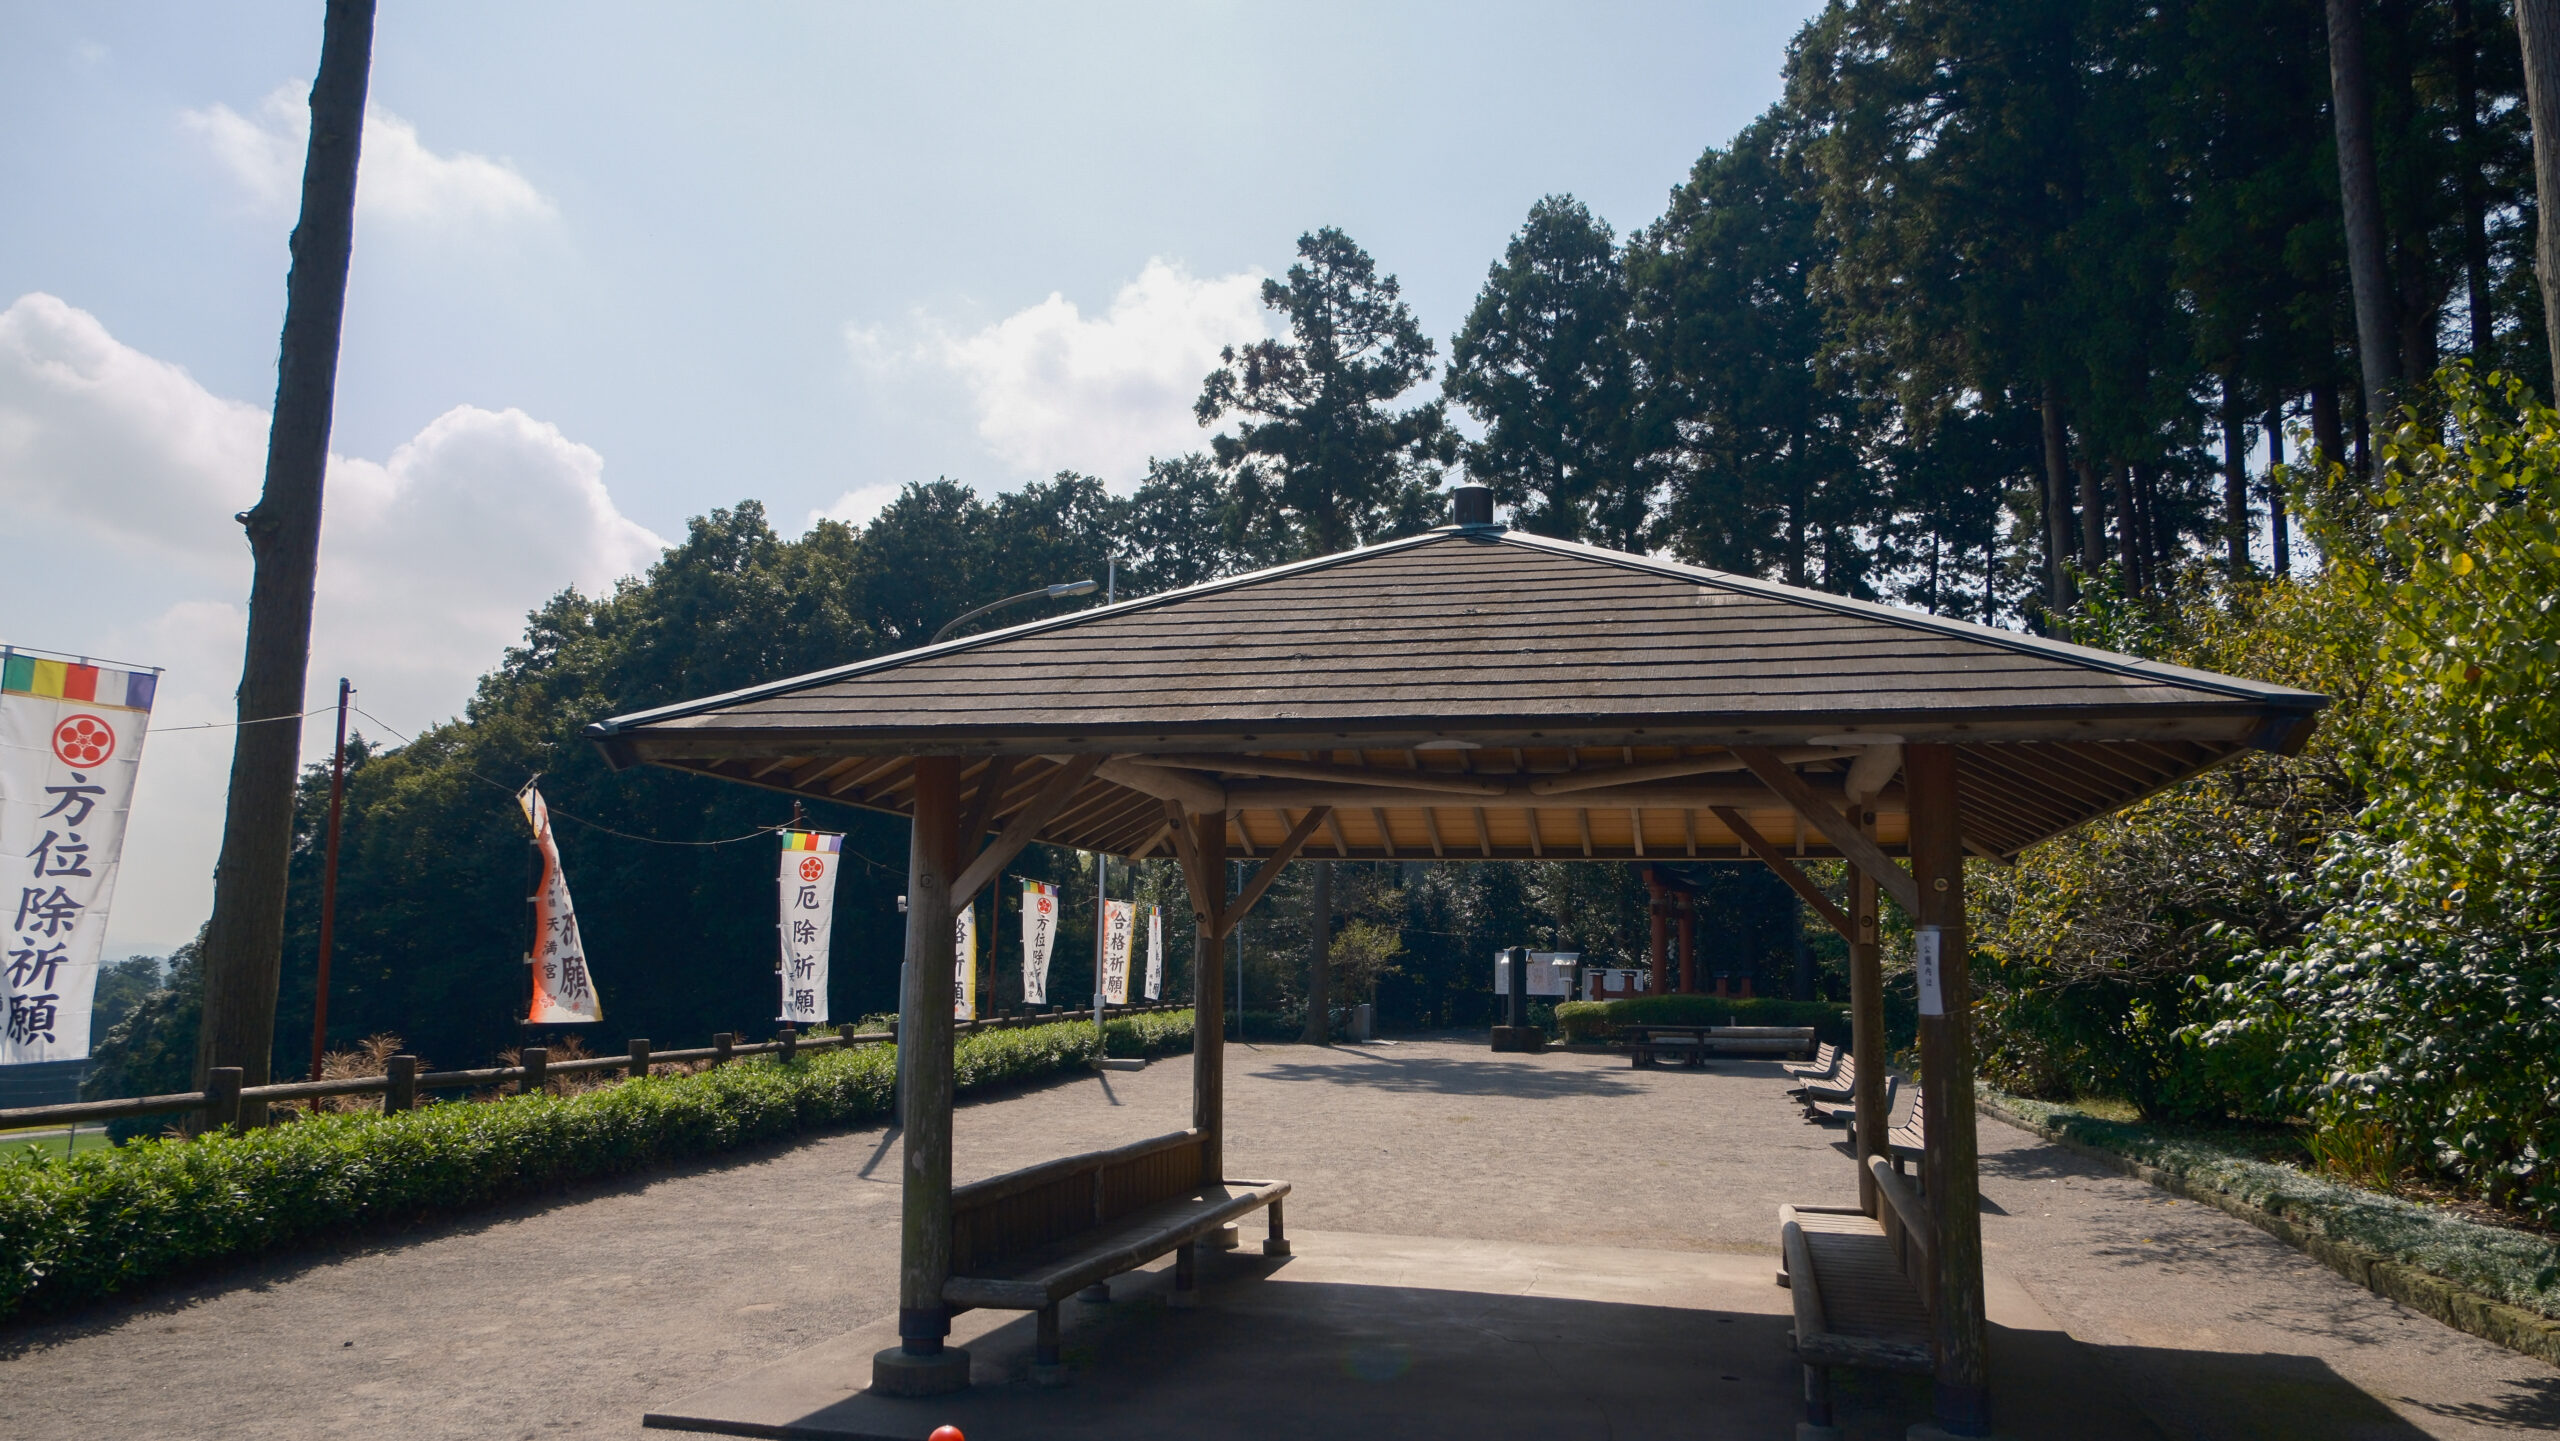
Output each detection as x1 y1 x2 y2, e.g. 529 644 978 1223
587 487 2322 1434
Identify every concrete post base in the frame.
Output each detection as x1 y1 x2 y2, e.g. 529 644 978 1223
868 1345 970 1397
1206 1223 1240 1251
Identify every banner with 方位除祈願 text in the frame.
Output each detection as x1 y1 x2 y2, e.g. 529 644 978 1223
1021 879 1058 1005
1 649 155 1063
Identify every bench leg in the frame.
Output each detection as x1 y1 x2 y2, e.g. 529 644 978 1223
1262 1198 1291 1257
1797 1363 1843 1441
1032 1303 1066 1387
1170 1243 1198 1308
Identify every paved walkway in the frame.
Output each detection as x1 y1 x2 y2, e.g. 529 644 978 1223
0 1039 2551 1438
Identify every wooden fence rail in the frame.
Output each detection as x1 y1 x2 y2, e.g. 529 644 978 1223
0 1004 1183 1135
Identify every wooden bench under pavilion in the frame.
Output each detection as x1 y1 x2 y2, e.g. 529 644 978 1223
586 485 2321 1436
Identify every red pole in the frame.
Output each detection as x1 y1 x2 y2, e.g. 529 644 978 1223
309 678 350 1082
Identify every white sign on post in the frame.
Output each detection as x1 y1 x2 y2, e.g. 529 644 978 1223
1915 925 1945 1017
1021 879 1059 1005
776 831 840 1024
1143 906 1163 1001
955 904 978 1020
1494 950 1575 997
1 651 155 1063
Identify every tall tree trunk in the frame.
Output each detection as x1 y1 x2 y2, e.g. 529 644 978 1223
194 0 375 1120
2311 383 2346 470
2039 382 2071 613
2075 457 2104 586
1785 476 1808 588
2223 383 2252 579
2520 0 2560 386
2329 0 2402 435
2457 0 2493 357
1299 860 1333 1045
2266 408 2293 576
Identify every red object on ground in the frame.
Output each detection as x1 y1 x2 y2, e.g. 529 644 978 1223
929 1427 965 1441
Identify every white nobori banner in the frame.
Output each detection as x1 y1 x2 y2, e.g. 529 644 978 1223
1 650 156 1063
519 784 601 1023
778 831 841 1025
1021 879 1059 1005
955 903 978 1020
1143 906 1162 1001
1100 898 1134 1005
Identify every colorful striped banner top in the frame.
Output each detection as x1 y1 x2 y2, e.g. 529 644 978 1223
1 650 157 712
780 830 843 852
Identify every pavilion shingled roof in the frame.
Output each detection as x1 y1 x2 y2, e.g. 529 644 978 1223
587 525 2322 862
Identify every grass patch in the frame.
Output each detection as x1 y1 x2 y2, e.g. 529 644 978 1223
1989 1089 2560 1322
0 1014 1189 1322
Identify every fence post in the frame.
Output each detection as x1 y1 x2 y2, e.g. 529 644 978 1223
204 1067 244 1132
713 1032 733 1067
629 1038 651 1080
385 1055 418 1114
521 1046 548 1096
779 1025 797 1062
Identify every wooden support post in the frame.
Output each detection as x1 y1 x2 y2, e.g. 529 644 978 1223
1170 1235 1199 1308
712 1032 733 1067
1850 803 1887 1217
521 1046 548 1096
1032 1303 1064 1386
204 1066 244 1132
1909 744 1989 1432
628 1038 651 1080
1645 869 1670 996
877 754 969 1394
384 1055 417 1114
1189 809 1230 1183
1675 890 1697 995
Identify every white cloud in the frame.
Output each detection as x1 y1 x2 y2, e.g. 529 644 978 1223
855 258 1270 483
811 480 901 532
0 293 660 950
182 84 554 228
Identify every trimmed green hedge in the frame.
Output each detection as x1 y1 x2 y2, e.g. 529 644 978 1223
0 1014 1190 1321
1553 996 1851 1045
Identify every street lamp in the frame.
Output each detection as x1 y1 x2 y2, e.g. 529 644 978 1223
929 579 1098 645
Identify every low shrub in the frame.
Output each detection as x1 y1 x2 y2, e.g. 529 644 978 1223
0 1014 1189 1321
1553 996 1850 1045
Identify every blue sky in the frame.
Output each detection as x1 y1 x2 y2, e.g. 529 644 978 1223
0 1 1820 949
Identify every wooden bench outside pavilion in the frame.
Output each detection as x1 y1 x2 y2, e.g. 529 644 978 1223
1621 1023 1817 1068
586 484 2323 1436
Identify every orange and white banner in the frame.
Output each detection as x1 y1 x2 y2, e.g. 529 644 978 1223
518 784 600 1023
1021 879 1059 1005
1100 898 1134 1005
1 649 156 1063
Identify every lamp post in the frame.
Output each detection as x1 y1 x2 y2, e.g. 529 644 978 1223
929 579 1098 645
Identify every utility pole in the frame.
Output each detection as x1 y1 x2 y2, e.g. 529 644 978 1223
195 0 376 1122
308 678 350 1084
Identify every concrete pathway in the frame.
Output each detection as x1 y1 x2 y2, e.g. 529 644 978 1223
0 1038 2548 1439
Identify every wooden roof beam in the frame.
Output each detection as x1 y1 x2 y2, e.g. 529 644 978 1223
1732 747 1921 915
951 754 1104 908
1095 756 1225 812
1151 753 1503 797
1527 745 1856 795
1712 805 1855 942
1217 808 1329 940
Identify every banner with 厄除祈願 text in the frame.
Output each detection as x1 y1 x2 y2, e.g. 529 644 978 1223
1021 879 1058 1005
1 649 155 1063
519 784 601 1023
778 830 841 1025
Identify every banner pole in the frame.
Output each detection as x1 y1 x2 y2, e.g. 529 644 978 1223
308 678 349 1083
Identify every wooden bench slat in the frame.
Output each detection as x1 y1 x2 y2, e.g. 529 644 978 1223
1780 1206 1933 1375
944 1180 1290 1310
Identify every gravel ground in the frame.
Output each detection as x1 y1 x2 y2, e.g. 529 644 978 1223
0 1037 2549 1439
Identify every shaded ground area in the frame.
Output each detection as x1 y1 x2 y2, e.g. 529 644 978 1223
0 1038 2550 1439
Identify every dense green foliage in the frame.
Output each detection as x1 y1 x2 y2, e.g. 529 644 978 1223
11 1015 1189 1318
